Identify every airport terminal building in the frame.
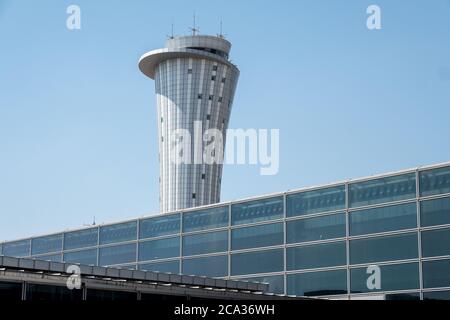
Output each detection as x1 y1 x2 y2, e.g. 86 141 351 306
1 162 450 300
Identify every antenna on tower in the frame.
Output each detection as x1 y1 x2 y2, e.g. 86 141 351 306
218 17 226 38
167 23 175 39
189 13 199 36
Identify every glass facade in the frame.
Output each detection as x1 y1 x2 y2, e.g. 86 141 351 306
64 228 98 250
140 213 180 239
183 231 227 256
349 173 416 208
350 263 420 293
420 196 450 227
139 260 180 273
31 233 63 255
183 255 228 277
2 163 450 299
349 233 418 265
183 207 228 232
99 221 137 245
64 249 97 265
286 185 345 217
349 203 417 236
232 196 283 225
139 237 180 261
287 242 346 270
231 223 283 250
287 213 345 243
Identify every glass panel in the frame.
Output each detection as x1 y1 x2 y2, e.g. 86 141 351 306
26 284 83 301
287 269 347 297
287 213 346 244
420 166 450 197
139 214 180 239
99 221 137 245
0 244 2 255
64 249 97 265
99 243 136 266
350 263 419 293
287 241 346 270
349 203 417 236
64 228 98 250
86 289 136 301
231 249 284 276
420 197 450 227
232 223 283 250
33 253 62 262
0 282 23 301
349 173 416 208
422 228 450 257
423 290 450 300
350 233 418 265
31 234 63 255
138 260 180 273
239 275 284 294
423 259 450 289
138 237 180 261
2 240 30 257
286 185 345 217
232 197 283 226
182 255 228 278
183 231 227 256
183 206 228 232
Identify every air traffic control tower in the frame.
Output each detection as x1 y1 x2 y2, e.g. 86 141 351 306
139 35 239 213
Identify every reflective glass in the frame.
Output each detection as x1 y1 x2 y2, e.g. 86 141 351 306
287 269 347 297
232 223 283 250
349 173 416 208
138 237 180 261
350 263 419 293
138 260 180 273
350 233 418 265
420 197 450 227
64 228 98 250
420 166 450 197
422 228 450 257
232 197 283 226
2 240 30 257
182 255 228 278
287 213 346 244
423 259 450 288
183 231 227 256
31 234 63 255
240 275 284 294
349 203 417 236
231 249 283 276
287 241 346 270
34 253 62 262
423 291 450 300
99 221 137 245
99 243 136 266
64 249 97 265
139 214 180 239
286 186 345 217
183 207 228 232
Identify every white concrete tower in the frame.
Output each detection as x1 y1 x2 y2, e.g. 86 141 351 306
139 35 239 213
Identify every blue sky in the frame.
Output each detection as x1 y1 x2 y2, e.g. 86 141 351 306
0 0 449 241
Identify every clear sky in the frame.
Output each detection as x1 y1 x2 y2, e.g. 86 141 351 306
1 0 449 241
